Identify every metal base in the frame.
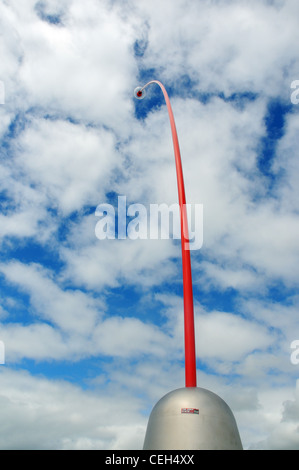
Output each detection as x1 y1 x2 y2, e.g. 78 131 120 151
143 387 243 450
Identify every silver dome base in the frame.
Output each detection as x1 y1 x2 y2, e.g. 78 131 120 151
143 387 243 450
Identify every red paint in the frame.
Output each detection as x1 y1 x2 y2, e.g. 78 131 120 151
138 81 197 388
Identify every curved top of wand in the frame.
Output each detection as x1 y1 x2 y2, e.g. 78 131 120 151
134 81 197 388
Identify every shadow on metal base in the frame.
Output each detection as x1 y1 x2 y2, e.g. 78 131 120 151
143 387 243 450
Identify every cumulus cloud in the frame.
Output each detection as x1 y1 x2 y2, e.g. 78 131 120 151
138 0 299 98
0 260 176 364
14 117 119 215
0 368 147 450
1 0 138 129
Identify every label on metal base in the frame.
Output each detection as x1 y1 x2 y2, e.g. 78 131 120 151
181 408 199 414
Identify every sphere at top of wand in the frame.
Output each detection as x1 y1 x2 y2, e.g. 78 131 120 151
134 86 146 99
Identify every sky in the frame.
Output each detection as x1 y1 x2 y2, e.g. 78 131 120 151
0 0 299 450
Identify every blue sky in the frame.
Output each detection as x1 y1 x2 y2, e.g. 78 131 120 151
0 0 299 450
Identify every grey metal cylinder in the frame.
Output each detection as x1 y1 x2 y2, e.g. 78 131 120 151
143 387 243 450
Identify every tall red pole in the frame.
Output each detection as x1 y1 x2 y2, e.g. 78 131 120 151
135 81 197 387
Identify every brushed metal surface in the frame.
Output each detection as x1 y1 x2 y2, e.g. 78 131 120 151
143 387 243 450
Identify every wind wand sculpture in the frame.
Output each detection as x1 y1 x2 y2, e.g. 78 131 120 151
134 81 242 450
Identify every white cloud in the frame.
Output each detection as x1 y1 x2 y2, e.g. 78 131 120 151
1 0 138 131
14 118 119 215
0 261 103 334
275 112 299 212
196 310 274 362
138 0 299 98
242 297 299 348
58 210 179 290
247 382 299 450
0 260 176 363
1 323 68 362
198 261 261 291
0 368 147 450
155 294 276 366
0 158 56 244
